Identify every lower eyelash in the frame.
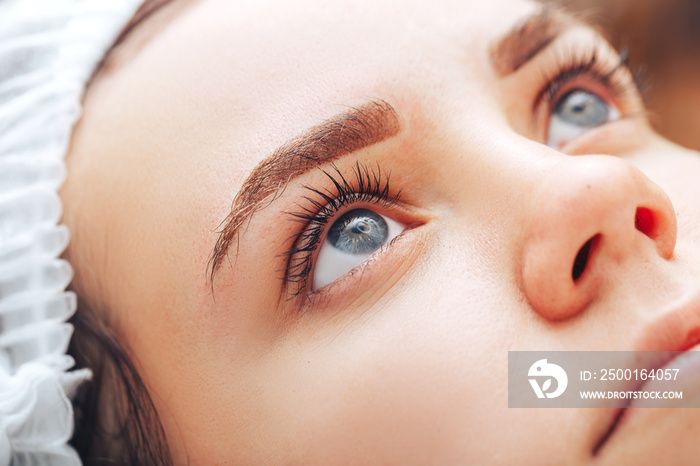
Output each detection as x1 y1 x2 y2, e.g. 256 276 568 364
281 161 401 297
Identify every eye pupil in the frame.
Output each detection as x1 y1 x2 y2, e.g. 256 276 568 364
327 208 389 254
555 89 609 128
352 219 371 234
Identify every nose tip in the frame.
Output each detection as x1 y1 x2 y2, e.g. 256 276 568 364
521 156 677 321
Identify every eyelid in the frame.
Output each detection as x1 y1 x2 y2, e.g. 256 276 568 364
530 41 644 146
535 47 634 113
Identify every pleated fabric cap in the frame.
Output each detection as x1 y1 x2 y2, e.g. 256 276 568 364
0 1 144 464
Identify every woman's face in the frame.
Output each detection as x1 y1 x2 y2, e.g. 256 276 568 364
62 0 700 463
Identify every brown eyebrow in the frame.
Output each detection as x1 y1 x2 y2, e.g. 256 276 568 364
490 6 576 76
207 100 401 285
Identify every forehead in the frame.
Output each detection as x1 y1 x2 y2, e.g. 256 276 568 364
189 0 539 79
92 0 547 181
128 0 534 127
187 0 538 41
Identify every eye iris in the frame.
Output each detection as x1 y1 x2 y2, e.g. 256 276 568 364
327 208 388 254
555 90 609 127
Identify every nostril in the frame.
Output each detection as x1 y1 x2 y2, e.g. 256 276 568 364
635 207 656 239
572 235 599 282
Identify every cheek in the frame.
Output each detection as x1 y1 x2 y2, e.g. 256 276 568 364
233 250 520 462
237 264 584 464
256 296 503 463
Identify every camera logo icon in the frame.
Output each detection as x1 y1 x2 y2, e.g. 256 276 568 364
528 359 568 399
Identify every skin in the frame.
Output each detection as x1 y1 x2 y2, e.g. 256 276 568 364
61 0 700 464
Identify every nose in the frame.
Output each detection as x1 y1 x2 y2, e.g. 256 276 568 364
521 155 677 321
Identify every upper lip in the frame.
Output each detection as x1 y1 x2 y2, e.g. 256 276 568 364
593 287 700 455
633 289 700 354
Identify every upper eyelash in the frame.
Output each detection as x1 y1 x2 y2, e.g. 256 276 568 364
535 45 639 113
281 161 401 297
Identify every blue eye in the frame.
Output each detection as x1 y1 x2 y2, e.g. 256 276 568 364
326 208 388 254
312 208 405 290
547 89 620 148
556 90 609 126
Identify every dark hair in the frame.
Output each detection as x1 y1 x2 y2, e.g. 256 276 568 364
68 303 174 465
67 1 177 464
